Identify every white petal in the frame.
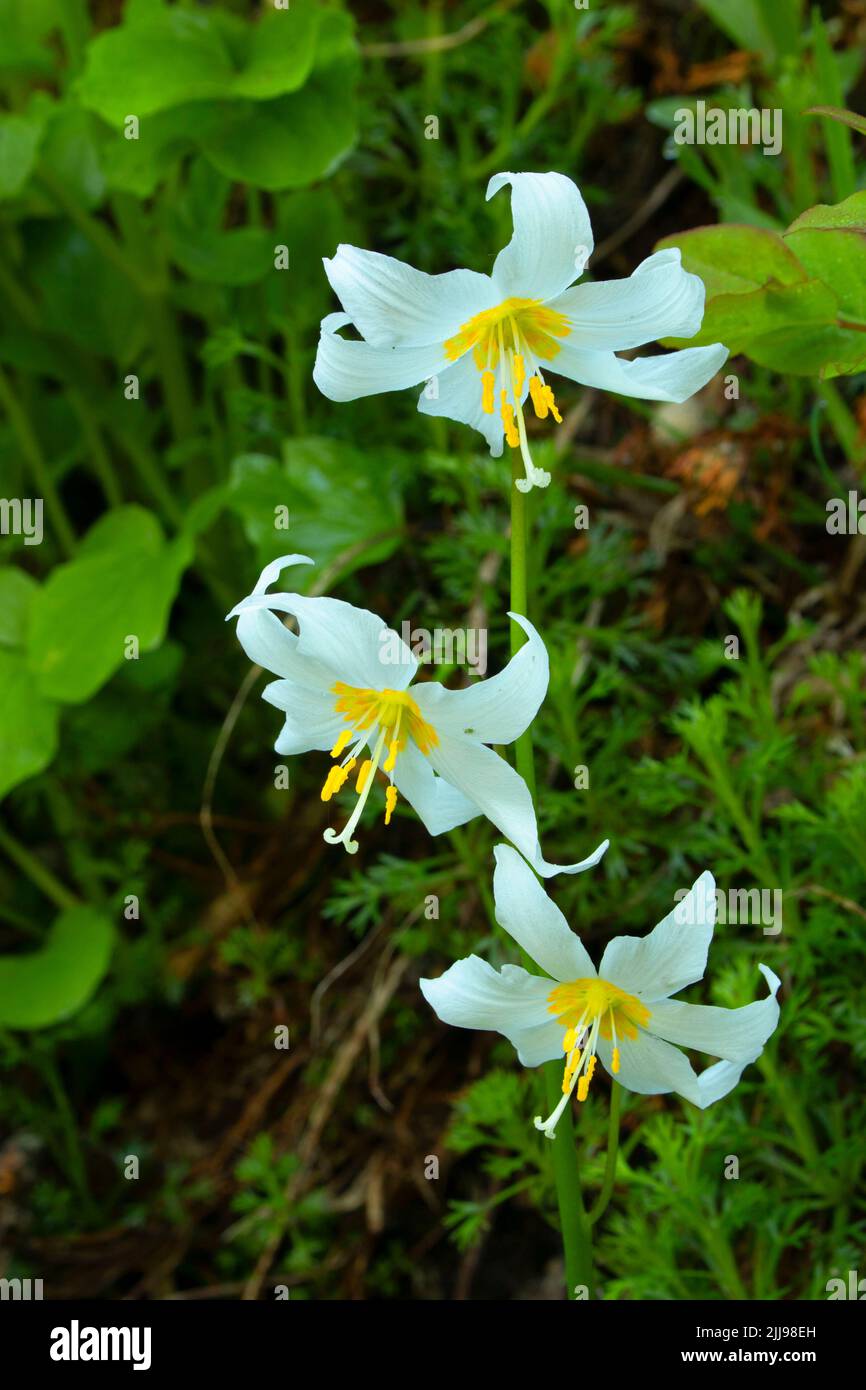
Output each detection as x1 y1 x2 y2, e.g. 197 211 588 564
508 1018 568 1068
488 171 594 302
261 680 345 755
690 1057 760 1108
596 1030 698 1097
598 1033 766 1110
411 613 548 745
323 244 498 349
645 964 781 1060
313 310 448 402
420 955 551 1035
228 555 417 690
416 352 505 456
600 871 716 1001
492 843 598 982
391 741 478 835
550 341 729 403
428 733 609 879
550 248 706 352
227 554 332 686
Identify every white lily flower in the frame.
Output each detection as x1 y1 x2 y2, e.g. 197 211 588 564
226 555 608 878
313 171 728 491
421 846 780 1137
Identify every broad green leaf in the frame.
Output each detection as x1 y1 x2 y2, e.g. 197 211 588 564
27 224 142 360
656 225 806 298
78 8 236 123
27 506 193 704
79 1 321 123
0 112 43 197
0 647 59 800
784 227 866 321
41 105 106 209
0 0 81 78
732 324 866 377
198 63 357 191
222 8 320 101
269 187 344 321
0 567 38 648
0 905 114 1029
694 280 838 353
168 217 273 286
787 192 866 233
97 106 195 198
229 438 404 584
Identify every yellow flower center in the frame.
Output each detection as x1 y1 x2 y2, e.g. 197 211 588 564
443 297 571 492
444 296 571 368
320 684 438 854
534 978 651 1139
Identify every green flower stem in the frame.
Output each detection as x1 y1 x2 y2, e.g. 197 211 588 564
68 390 123 508
819 380 866 479
0 365 77 557
509 458 594 1299
0 824 79 913
588 1079 622 1226
37 171 157 297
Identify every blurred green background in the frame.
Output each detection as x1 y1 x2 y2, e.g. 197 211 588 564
0 0 864 1300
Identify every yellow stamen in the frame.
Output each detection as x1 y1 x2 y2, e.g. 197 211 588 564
547 978 651 1038
356 758 373 793
444 297 570 365
383 739 400 774
332 684 438 757
320 757 356 802
545 977 650 1107
384 785 398 825
330 728 353 758
512 353 526 397
542 383 562 423
501 392 520 449
481 369 495 414
529 375 548 419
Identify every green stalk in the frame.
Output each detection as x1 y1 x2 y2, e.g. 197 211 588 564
509 459 594 1299
588 1079 622 1225
0 365 77 557
0 824 79 912
819 380 866 478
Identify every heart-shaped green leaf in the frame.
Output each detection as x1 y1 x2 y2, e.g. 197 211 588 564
0 905 114 1029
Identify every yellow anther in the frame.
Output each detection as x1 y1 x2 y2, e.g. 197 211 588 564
586 1054 597 1082
385 785 398 825
563 1028 578 1054
383 739 400 774
562 1050 581 1092
529 375 548 419
501 392 520 449
331 728 353 758
542 384 562 423
612 1047 621 1074
356 759 373 793
481 369 495 415
320 768 340 802
331 683 438 757
320 758 355 802
577 1075 590 1102
512 353 526 396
